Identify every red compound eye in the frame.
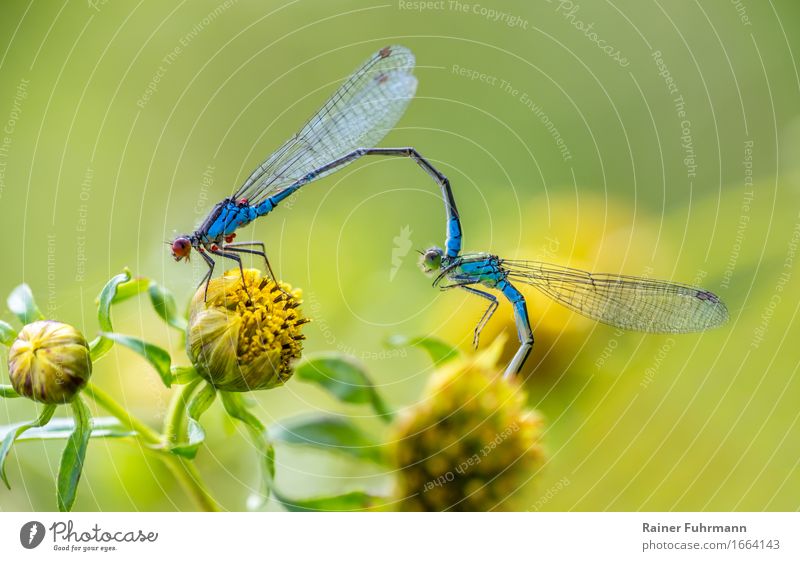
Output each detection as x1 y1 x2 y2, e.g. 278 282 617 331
171 237 192 261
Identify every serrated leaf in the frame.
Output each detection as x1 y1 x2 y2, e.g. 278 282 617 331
57 397 92 512
274 490 387 512
220 392 275 509
1 417 135 441
89 271 132 361
0 320 17 346
0 404 57 488
148 282 188 332
385 334 460 365
0 385 20 399
295 354 393 421
7 284 44 325
170 382 216 459
271 415 385 464
99 332 172 387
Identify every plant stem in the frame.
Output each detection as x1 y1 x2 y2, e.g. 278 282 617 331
84 383 161 444
172 458 220 512
163 378 201 446
84 382 221 511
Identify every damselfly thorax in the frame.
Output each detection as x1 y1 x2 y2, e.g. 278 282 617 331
435 253 507 289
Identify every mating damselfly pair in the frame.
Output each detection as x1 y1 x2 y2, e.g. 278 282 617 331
171 45 728 378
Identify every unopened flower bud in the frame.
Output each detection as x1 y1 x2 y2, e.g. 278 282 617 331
187 269 308 392
8 321 92 404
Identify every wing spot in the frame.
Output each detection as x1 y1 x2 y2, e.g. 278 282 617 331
696 290 719 303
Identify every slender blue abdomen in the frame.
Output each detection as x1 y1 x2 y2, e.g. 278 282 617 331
497 279 534 378
498 279 524 305
498 280 532 344
446 217 462 258
253 174 311 217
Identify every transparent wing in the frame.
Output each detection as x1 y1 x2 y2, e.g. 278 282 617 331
503 260 729 333
234 45 417 205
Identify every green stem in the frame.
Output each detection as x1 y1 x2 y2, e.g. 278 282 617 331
163 378 201 446
84 383 161 444
173 458 220 512
84 382 220 511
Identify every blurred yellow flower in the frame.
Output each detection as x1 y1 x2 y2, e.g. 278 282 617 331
186 269 308 392
390 338 545 511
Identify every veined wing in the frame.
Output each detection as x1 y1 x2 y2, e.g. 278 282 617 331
234 45 417 205
503 260 728 333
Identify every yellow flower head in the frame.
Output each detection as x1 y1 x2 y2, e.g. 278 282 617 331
187 269 308 392
8 320 92 404
390 339 545 511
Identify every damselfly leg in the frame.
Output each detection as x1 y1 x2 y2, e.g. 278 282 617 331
207 246 254 303
461 286 499 349
219 241 293 298
197 250 216 302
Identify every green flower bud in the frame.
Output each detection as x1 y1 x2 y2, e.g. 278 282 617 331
390 339 545 511
187 269 308 392
8 320 92 404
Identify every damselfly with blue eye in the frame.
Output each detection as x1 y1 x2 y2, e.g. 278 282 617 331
418 188 729 378
171 46 449 299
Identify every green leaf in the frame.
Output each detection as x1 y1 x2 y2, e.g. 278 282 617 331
111 277 149 304
274 490 387 512
7 284 44 325
295 354 394 421
0 404 57 488
98 332 172 388
57 397 92 512
271 415 385 464
385 334 460 365
148 282 188 332
0 385 20 399
170 382 216 459
1 417 135 441
0 320 17 346
89 270 132 361
220 392 275 509
170 366 200 385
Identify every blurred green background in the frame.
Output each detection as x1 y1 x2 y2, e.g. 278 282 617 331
1 0 799 511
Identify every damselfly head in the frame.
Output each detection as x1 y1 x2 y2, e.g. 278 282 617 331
418 247 444 275
171 236 192 262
